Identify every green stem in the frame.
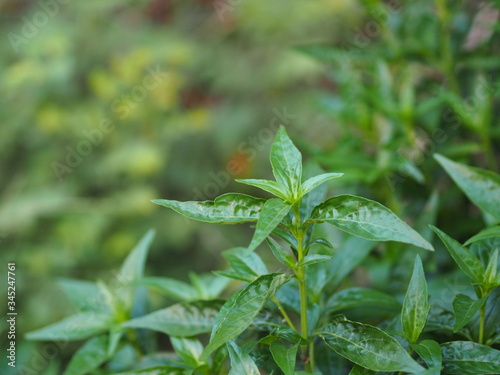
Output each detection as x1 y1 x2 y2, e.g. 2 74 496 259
127 330 144 356
308 340 315 371
297 234 308 338
479 302 486 345
272 296 297 331
481 134 498 172
292 201 313 373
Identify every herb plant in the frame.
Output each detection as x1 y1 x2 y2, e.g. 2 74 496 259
26 127 500 374
150 126 433 374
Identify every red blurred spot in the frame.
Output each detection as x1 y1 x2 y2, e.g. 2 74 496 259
227 151 252 178
180 87 220 109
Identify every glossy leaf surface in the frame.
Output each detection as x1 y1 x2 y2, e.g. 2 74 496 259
227 341 260 375
318 316 424 373
411 339 442 368
247 199 291 252
152 193 265 224
452 294 488 332
308 195 433 251
270 126 302 197
202 273 291 359
442 341 500 374
123 300 223 337
26 313 111 341
270 341 299 375
325 288 400 315
235 178 287 200
431 226 485 283
402 255 430 343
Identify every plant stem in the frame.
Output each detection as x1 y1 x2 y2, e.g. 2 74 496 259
308 340 315 371
127 330 144 356
482 134 499 172
297 233 308 339
297 240 312 373
272 296 297 331
292 201 313 373
479 302 486 345
436 0 459 93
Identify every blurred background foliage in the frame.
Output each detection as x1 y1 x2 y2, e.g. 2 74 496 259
0 0 499 373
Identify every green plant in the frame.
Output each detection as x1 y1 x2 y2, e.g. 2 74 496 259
148 126 435 374
430 154 500 347
26 128 500 374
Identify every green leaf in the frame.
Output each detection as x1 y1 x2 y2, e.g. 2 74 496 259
307 238 334 250
402 255 430 343
57 279 103 312
300 173 343 197
188 273 229 300
318 315 424 373
431 226 486 283
247 199 291 252
123 300 223 337
152 193 265 224
120 229 155 283
465 226 500 246
411 340 442 368
271 227 298 249
235 179 288 200
270 126 302 198
435 154 500 220
201 273 291 360
220 247 268 282
348 365 376 375
272 327 308 345
270 341 299 375
136 277 198 301
63 335 109 375
412 368 443 375
470 238 500 281
275 280 301 314
325 288 401 315
298 254 333 267
442 341 500 374
452 294 488 332
308 195 434 251
307 237 375 299
481 288 500 338
266 237 296 269
227 341 260 375
114 367 187 375
170 337 203 368
424 306 457 334
25 313 111 341
300 164 330 222
485 248 499 286
108 329 123 357
211 346 229 375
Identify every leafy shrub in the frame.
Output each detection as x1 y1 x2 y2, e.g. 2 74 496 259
27 128 500 374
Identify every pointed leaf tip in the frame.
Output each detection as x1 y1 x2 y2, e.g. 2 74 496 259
434 153 500 220
270 126 302 198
